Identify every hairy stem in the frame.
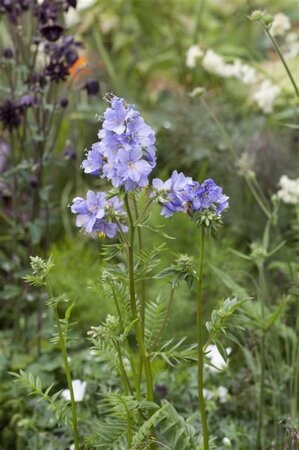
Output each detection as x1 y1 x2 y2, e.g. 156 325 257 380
134 197 146 338
197 227 209 450
114 340 132 395
256 262 267 450
53 304 80 450
124 194 154 401
112 287 139 398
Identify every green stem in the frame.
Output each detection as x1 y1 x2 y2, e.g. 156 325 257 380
124 194 154 401
112 287 125 331
121 397 133 447
114 340 132 395
134 197 146 339
53 305 79 450
256 262 267 450
135 197 154 226
197 227 209 450
246 178 272 220
112 287 139 398
264 26 299 98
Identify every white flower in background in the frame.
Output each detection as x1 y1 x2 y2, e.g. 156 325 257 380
189 86 205 97
202 50 256 84
277 175 299 204
61 379 87 402
186 44 203 68
65 0 96 28
253 80 281 113
202 50 230 77
70 445 75 450
203 388 213 400
205 344 231 372
270 13 291 37
230 60 257 84
222 437 232 448
217 385 228 403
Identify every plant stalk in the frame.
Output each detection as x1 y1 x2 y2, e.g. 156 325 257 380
197 227 209 450
256 262 267 450
53 305 80 450
264 27 299 98
124 194 154 401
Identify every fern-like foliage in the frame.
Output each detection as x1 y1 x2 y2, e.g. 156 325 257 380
85 417 128 449
157 401 200 450
101 243 125 261
204 297 247 362
135 243 167 281
10 370 71 424
130 403 168 449
23 255 54 287
144 295 168 347
152 337 197 367
84 393 159 449
156 254 197 288
88 316 123 372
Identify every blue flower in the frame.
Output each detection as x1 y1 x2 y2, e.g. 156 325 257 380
94 220 118 238
81 143 103 175
118 147 152 190
71 190 106 233
152 171 194 217
152 172 229 218
103 97 136 134
70 190 127 237
82 95 156 191
127 116 156 149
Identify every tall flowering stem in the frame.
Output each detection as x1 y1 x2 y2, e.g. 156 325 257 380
263 27 299 99
256 261 267 450
124 193 154 401
54 307 80 450
197 226 209 450
134 197 146 339
47 285 80 450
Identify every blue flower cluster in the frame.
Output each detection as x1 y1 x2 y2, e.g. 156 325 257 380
71 190 127 238
82 95 156 191
152 171 229 218
71 95 228 238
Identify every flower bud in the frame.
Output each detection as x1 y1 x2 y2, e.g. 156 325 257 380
60 97 68 108
263 14 274 28
63 147 76 160
19 95 36 108
40 23 64 42
30 176 39 189
84 79 100 96
250 10 263 21
3 48 13 59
